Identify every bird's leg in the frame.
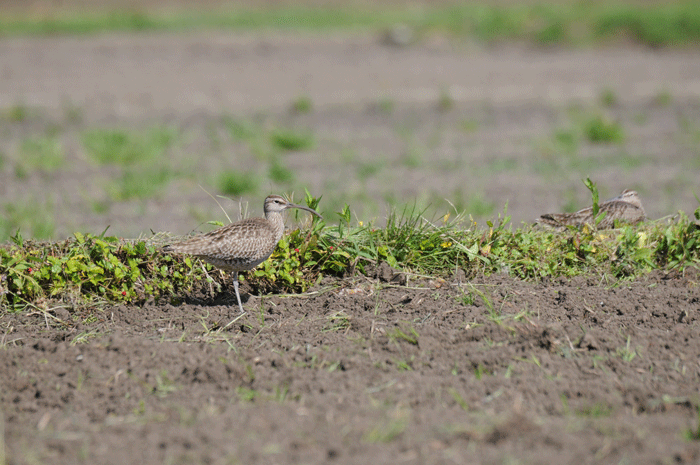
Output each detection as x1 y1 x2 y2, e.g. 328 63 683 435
232 273 246 314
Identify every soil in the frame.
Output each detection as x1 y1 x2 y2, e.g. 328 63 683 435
2 17 700 465
2 267 700 464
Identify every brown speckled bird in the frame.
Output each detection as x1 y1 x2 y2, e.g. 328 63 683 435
162 195 321 313
536 189 646 230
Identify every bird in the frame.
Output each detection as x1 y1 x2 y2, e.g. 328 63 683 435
536 189 646 230
162 194 321 313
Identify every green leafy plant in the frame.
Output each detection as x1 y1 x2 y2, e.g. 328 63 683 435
218 170 259 196
290 95 313 114
18 136 65 172
82 126 177 165
584 115 624 143
270 128 314 151
2 192 698 316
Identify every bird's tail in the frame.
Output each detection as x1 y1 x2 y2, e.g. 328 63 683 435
535 213 573 228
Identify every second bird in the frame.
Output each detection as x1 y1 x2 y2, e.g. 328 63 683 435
162 194 321 314
536 189 646 230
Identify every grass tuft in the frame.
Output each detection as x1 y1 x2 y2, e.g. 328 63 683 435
82 127 177 166
218 170 259 197
290 95 313 114
270 128 315 151
18 136 65 172
583 115 624 143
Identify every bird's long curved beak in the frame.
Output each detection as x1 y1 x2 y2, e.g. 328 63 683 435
287 202 322 219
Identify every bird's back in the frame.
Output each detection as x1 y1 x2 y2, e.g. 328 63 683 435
537 190 646 230
164 218 278 271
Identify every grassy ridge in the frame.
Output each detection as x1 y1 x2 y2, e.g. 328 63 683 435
1 2 700 47
1 193 698 313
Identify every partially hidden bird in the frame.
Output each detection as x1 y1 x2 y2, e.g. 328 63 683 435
162 195 321 313
536 189 646 230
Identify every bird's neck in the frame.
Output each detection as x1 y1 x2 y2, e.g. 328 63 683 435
265 211 286 242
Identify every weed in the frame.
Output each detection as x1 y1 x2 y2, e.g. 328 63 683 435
223 116 259 141
583 177 603 227
395 358 414 371
460 194 496 218
616 336 638 362
577 402 613 418
62 99 83 124
323 311 351 332
154 370 178 398
236 387 257 402
274 384 290 403
460 119 479 133
595 4 700 47
401 144 424 168
270 128 314 151
356 160 383 181
363 416 407 443
1 3 699 48
111 166 173 200
448 388 469 411
683 405 700 441
437 87 454 112
3 104 29 122
387 326 419 345
82 126 177 165
18 135 65 172
599 88 617 107
469 363 485 380
633 112 648 125
2 192 699 313
457 288 475 306
553 128 580 154
535 15 566 44
268 160 295 184
0 199 55 240
218 170 259 196
71 329 100 345
583 114 624 144
376 97 395 115
290 95 313 114
486 157 518 173
654 89 672 106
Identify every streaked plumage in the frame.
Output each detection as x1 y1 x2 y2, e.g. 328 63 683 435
536 189 646 230
162 195 321 313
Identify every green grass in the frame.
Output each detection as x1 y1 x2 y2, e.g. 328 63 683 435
584 115 625 143
290 95 313 114
110 166 174 201
17 135 65 172
270 128 315 151
599 88 618 107
0 200 55 241
2 104 30 122
218 170 259 196
268 160 295 184
82 126 178 165
80 126 178 200
223 117 260 142
0 189 699 313
2 2 700 48
356 160 384 182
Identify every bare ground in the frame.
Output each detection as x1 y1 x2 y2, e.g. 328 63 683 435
2 29 700 465
2 267 700 464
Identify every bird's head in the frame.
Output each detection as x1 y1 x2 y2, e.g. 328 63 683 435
264 195 322 218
